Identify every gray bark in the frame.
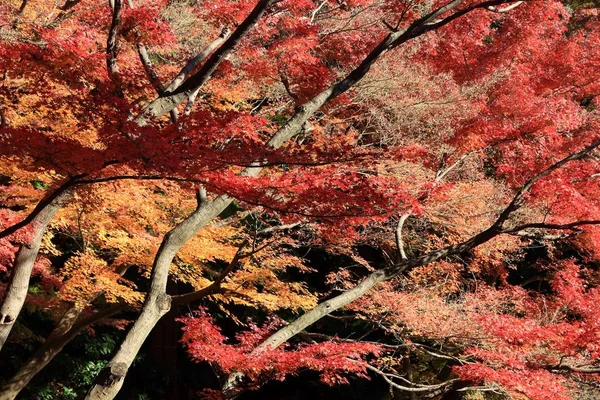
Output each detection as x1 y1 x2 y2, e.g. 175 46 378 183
221 271 388 394
164 27 232 94
106 0 122 78
59 0 83 11
221 226 503 397
0 264 130 399
263 269 389 349
84 46 393 394
0 190 72 351
0 303 124 400
83 3 283 396
0 256 231 400
221 138 600 397
84 196 231 399
84 1 521 398
136 42 178 122
136 0 280 125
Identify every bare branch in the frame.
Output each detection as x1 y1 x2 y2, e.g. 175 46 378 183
395 214 410 260
298 332 406 350
508 231 577 241
171 240 249 305
59 0 83 11
225 139 600 389
417 0 525 33
106 0 122 82
558 365 600 374
502 220 600 234
419 0 465 26
136 43 178 121
256 222 302 235
493 139 600 230
366 364 458 392
0 176 82 239
487 1 524 13
435 154 468 182
549 361 600 374
311 1 327 23
17 0 28 14
412 343 473 365
184 87 201 115
381 18 399 32
164 27 232 94
138 0 281 124
195 186 208 209
457 384 505 394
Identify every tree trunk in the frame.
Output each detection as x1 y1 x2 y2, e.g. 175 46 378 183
0 303 123 400
84 196 231 400
0 262 224 400
0 190 72 350
136 0 277 125
221 226 505 397
151 280 193 400
83 1 488 398
0 266 129 400
221 269 389 397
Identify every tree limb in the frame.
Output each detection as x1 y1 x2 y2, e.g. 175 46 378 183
221 138 600 396
395 214 410 261
163 27 232 94
137 0 281 124
502 220 600 234
0 176 81 240
487 1 524 13
171 239 248 305
136 43 178 122
106 0 122 86
366 364 458 392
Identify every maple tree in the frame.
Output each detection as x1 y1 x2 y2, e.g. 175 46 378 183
0 0 599 399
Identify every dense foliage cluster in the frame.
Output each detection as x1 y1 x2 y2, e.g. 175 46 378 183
1 0 600 399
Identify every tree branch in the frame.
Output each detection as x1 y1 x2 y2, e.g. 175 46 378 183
493 139 600 230
59 0 83 11
256 222 302 235
195 186 208 209
106 0 122 86
0 176 82 239
163 27 232 94
502 220 600 234
487 1 524 13
435 154 468 182
221 139 600 397
550 362 600 374
137 0 281 124
366 364 458 392
136 43 178 122
395 214 410 261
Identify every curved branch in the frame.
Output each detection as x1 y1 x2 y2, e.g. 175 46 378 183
366 364 458 392
171 240 248 305
550 363 600 374
487 1 524 13
163 27 232 94
493 139 600 230
502 220 600 234
0 186 74 349
221 139 600 397
0 303 126 400
136 43 178 122
395 214 410 261
137 0 281 124
0 177 80 240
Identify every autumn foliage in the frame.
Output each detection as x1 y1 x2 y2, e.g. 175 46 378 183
1 0 600 399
